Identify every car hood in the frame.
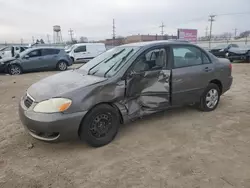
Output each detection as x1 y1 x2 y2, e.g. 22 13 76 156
27 70 107 102
0 57 16 63
228 47 250 54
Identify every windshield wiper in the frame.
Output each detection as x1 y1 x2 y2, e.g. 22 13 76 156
88 49 125 75
104 49 134 77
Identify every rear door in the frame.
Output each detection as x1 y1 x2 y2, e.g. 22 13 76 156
170 44 215 106
41 49 60 68
22 49 43 71
125 46 171 118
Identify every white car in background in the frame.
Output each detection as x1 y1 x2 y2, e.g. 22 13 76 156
66 43 106 62
0 46 28 59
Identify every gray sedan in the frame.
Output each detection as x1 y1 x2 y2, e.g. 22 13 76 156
1 47 73 75
19 41 233 147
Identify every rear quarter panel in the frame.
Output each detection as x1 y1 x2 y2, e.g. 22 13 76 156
211 56 232 93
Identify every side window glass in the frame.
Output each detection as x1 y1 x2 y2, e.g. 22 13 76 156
28 50 41 58
132 48 167 72
74 46 86 53
173 46 202 68
42 49 60 56
202 52 211 64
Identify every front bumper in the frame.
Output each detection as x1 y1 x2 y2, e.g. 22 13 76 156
19 97 87 142
226 52 248 61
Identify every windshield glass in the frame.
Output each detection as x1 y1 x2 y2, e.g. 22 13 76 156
65 45 74 51
80 46 140 77
18 49 31 58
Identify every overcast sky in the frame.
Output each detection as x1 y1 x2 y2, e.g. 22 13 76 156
0 0 250 43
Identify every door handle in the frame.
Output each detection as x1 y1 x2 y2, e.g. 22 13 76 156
204 67 212 72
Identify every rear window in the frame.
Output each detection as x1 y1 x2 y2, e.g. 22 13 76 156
42 49 60 56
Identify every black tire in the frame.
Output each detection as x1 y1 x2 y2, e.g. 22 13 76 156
198 83 220 112
9 64 22 75
79 104 120 147
57 61 68 71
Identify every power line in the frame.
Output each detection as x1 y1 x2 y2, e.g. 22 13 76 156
216 11 250 16
208 15 215 49
160 22 165 36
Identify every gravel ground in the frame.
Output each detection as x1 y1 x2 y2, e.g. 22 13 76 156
0 64 250 188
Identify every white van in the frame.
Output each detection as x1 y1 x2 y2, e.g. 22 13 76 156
67 43 106 62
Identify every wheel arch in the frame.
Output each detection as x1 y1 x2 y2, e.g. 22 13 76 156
209 79 223 94
8 63 23 72
57 59 69 66
77 102 124 136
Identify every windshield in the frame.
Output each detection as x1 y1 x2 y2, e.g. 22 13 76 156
80 46 140 77
17 49 31 58
65 45 74 51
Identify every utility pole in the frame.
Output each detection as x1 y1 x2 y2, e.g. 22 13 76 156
112 19 116 47
205 26 208 38
160 22 165 37
32 36 35 44
234 28 237 38
68 28 74 42
20 38 23 45
47 34 51 44
208 15 216 49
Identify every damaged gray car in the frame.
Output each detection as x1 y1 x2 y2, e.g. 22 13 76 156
19 41 233 147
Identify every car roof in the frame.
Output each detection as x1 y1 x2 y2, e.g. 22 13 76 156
120 40 191 48
74 43 105 46
29 47 63 50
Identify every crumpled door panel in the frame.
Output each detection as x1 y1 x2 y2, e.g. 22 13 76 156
125 69 170 119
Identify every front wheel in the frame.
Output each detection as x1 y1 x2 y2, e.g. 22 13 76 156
57 61 68 71
198 83 220 112
79 104 120 147
9 64 22 75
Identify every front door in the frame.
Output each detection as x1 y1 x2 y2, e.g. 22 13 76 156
73 45 90 61
22 49 43 71
125 46 171 118
171 44 215 106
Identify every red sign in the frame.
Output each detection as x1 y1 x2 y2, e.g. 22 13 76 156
177 29 198 42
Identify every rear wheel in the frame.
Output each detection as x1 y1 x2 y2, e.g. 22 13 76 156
79 104 120 147
9 64 22 75
57 61 68 71
198 83 220 112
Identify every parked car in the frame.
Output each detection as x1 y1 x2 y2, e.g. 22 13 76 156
209 44 239 58
0 46 28 59
19 41 233 147
66 43 106 62
225 45 250 62
0 47 72 75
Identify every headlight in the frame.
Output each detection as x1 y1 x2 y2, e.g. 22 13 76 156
219 49 224 52
33 98 72 113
